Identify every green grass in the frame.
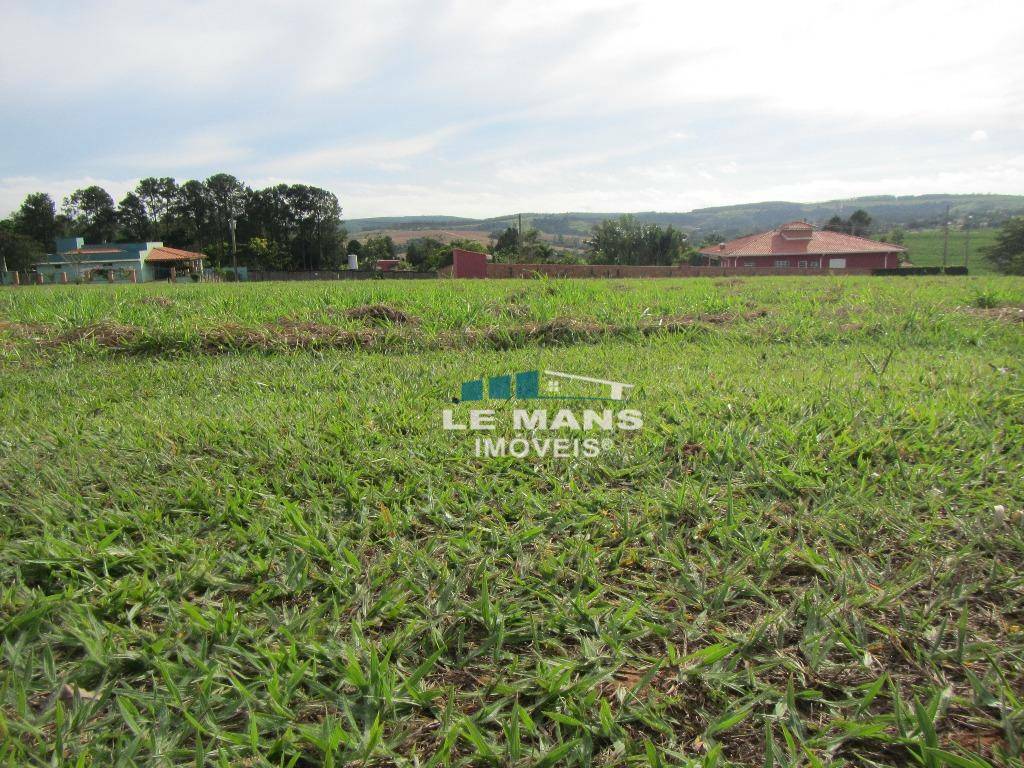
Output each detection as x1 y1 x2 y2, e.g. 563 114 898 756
1 277 1023 766
902 229 1000 274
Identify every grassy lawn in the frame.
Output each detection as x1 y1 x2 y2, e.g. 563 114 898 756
1 277 1022 766
902 229 1001 275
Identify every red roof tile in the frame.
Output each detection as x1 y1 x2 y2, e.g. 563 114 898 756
699 225 906 257
146 246 206 263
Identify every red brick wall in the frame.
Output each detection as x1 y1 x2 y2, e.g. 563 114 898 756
469 263 875 279
715 252 898 270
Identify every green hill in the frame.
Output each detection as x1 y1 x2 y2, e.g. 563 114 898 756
347 194 1024 240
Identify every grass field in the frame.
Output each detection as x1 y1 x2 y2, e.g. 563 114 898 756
902 229 1000 275
1 276 1023 767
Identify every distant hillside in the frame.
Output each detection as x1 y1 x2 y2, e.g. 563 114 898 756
346 194 1024 240
345 215 478 233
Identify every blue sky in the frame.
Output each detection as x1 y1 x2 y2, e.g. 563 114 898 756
1 0 1022 218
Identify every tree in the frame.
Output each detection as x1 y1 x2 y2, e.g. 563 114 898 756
586 215 687 265
173 180 212 252
13 192 60 251
519 229 554 262
62 186 117 242
848 209 872 236
244 237 284 270
0 220 44 273
824 215 846 232
310 187 344 269
204 173 249 253
881 227 906 246
361 235 396 269
117 192 151 240
405 237 444 270
346 239 363 256
135 177 178 238
494 227 519 261
983 217 1024 274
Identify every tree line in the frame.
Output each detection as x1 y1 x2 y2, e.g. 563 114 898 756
0 174 345 272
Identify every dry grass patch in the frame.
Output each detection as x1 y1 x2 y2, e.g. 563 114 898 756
342 304 419 324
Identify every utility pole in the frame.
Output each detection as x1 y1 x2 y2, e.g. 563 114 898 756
963 214 972 269
941 203 949 270
229 218 238 278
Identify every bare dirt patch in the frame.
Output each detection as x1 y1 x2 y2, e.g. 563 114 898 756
959 305 1024 322
222 320 383 350
640 309 767 333
46 322 142 348
0 321 49 339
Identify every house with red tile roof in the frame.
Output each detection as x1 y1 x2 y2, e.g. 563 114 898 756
36 237 206 282
699 221 905 271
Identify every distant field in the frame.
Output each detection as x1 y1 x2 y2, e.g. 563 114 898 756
354 227 587 252
355 225 1006 272
354 228 496 248
2 277 1023 766
888 228 1000 274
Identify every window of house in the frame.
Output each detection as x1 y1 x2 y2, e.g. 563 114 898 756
743 260 755 267
774 259 790 267
798 260 808 268
808 260 820 268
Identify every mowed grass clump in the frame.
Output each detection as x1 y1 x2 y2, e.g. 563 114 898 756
0 276 1023 766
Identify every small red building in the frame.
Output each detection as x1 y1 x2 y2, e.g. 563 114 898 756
449 247 490 278
700 221 905 271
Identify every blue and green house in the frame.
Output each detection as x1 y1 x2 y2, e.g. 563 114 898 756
32 237 206 283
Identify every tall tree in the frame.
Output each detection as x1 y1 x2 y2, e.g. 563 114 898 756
983 217 1024 274
824 215 846 232
117 192 151 240
204 173 248 250
848 209 873 236
62 186 117 242
308 186 344 269
173 180 212 251
13 192 60 251
135 177 178 238
494 227 519 261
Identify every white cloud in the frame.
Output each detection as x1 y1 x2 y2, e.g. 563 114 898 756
98 132 252 169
0 176 138 216
0 0 413 99
258 125 468 174
2 0 1023 219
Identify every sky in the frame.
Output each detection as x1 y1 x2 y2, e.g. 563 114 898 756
1 0 1023 219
